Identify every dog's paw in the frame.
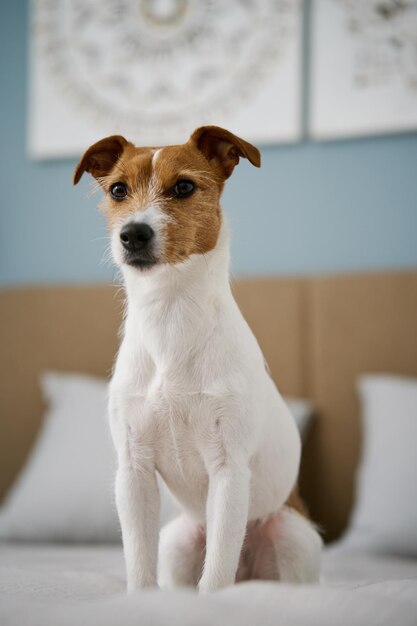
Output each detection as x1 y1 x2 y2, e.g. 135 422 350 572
198 581 214 595
198 575 230 594
127 577 158 593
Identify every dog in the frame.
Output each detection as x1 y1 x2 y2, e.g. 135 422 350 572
74 126 322 593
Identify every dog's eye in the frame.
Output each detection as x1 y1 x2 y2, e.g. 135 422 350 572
173 180 195 198
110 182 128 200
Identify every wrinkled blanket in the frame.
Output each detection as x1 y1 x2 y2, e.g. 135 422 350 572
1 542 416 626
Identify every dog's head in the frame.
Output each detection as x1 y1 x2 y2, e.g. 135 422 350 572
74 126 260 272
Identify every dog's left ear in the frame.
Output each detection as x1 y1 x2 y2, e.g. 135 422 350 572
189 126 261 179
73 135 132 185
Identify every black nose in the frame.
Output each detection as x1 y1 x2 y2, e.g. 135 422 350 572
120 223 154 252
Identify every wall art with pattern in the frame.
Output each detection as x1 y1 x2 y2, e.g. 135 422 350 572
310 0 417 139
29 0 303 158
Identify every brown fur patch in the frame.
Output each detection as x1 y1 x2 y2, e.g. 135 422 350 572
286 485 309 518
153 145 223 264
100 146 155 227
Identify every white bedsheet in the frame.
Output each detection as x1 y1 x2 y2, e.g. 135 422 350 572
1 541 416 626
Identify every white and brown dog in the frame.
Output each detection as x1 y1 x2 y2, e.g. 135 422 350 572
74 126 321 593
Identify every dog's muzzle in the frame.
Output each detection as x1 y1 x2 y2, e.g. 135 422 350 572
119 222 158 269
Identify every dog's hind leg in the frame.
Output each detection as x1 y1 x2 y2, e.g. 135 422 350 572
158 514 205 588
253 506 322 583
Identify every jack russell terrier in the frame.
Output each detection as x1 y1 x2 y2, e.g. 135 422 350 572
74 126 322 593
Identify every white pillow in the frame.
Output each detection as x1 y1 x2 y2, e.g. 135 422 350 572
0 373 120 542
0 372 177 542
0 372 313 542
285 396 314 441
343 374 417 556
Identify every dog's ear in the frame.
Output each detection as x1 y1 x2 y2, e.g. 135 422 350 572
73 135 131 185
189 126 261 179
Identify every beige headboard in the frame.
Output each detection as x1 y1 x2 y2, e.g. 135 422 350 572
1 270 417 541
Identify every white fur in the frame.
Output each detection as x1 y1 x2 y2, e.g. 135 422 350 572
109 218 321 593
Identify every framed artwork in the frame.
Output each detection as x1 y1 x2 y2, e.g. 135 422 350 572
310 0 417 139
29 0 303 159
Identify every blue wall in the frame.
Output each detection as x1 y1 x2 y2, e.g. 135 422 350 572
1 2 416 287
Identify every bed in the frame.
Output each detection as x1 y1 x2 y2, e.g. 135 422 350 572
1 271 417 625
1 542 417 626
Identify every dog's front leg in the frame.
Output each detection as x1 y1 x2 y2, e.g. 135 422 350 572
115 453 160 592
199 462 250 593
115 461 160 591
110 389 160 592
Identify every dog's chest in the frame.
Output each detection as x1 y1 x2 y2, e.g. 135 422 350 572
144 374 212 503
148 376 198 453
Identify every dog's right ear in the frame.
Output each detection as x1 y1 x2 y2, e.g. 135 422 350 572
73 135 131 185
189 126 261 180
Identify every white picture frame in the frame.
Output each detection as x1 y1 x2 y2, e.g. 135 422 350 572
310 0 417 140
29 0 303 159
